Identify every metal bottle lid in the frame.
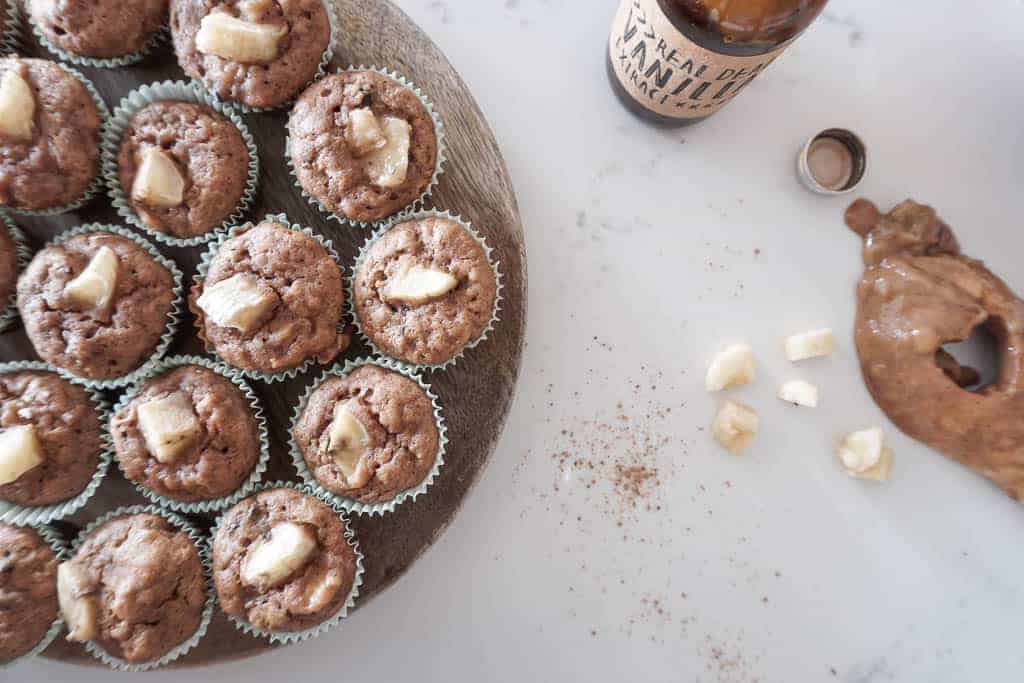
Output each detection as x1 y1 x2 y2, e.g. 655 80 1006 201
797 128 867 195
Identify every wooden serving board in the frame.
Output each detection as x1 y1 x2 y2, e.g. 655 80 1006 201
2 0 526 667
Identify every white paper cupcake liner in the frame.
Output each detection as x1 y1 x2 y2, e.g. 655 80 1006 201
4 63 109 216
209 480 364 643
110 354 270 513
193 0 337 114
289 356 448 517
0 361 113 525
69 504 214 672
33 224 183 390
101 80 260 248
29 15 166 68
348 209 503 372
1 0 23 56
0 213 30 332
0 524 68 669
191 212 344 383
286 65 447 229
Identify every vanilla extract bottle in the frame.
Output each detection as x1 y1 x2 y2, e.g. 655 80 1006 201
607 0 829 126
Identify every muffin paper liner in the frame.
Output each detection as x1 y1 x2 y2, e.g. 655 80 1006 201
1 0 23 56
0 213 30 332
0 524 67 669
348 209 503 372
208 480 364 643
285 65 447 229
101 80 260 248
191 212 344 383
288 357 447 517
110 354 270 513
195 0 338 114
4 64 109 216
36 224 183 390
69 504 214 672
0 361 112 525
29 15 167 68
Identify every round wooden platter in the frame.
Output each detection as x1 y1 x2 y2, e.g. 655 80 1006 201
1 0 526 667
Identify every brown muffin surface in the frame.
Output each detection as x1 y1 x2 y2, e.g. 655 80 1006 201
117 101 250 239
0 370 104 506
353 216 497 366
0 58 101 211
189 220 344 375
64 513 205 664
17 231 176 381
29 0 167 58
288 70 438 223
112 364 260 503
293 365 439 504
212 487 357 632
170 0 328 109
0 524 59 664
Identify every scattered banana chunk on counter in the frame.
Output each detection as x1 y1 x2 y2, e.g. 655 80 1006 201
784 328 835 362
137 392 202 464
837 427 892 481
241 522 318 589
132 147 185 208
712 400 759 454
385 264 458 305
778 379 819 408
365 116 412 188
195 11 287 64
0 424 43 486
196 273 279 334
705 344 755 392
327 401 371 488
58 562 98 643
65 246 119 310
0 69 35 141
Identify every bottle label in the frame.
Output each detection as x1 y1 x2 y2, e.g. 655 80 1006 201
608 0 788 119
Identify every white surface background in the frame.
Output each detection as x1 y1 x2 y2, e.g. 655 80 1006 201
19 1 1024 681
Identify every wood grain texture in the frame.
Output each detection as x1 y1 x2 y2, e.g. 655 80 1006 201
3 0 526 666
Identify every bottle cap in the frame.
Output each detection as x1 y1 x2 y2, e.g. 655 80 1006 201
797 128 867 195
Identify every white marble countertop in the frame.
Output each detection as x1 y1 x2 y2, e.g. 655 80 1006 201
21 1 1024 681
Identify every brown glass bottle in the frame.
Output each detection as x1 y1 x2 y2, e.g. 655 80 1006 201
607 0 828 127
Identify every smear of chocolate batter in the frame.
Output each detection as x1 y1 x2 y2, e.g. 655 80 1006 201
847 199 1024 500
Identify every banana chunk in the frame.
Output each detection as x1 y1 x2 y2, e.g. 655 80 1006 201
384 264 457 305
327 401 370 486
705 344 756 392
346 108 387 156
241 522 318 589
784 328 835 362
64 246 119 310
712 400 759 454
57 562 98 643
837 427 892 481
365 116 411 188
0 424 43 486
196 273 279 334
195 11 287 64
778 379 819 408
0 69 35 141
137 392 202 464
132 147 185 208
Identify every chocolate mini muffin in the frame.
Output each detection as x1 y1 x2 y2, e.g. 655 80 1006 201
353 216 498 366
288 70 438 223
170 0 329 110
0 524 59 665
116 101 251 239
190 218 345 376
0 58 102 212
29 0 167 60
0 370 105 507
213 486 358 633
112 364 261 504
293 364 440 505
18 230 176 382
59 512 206 664
0 220 21 317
